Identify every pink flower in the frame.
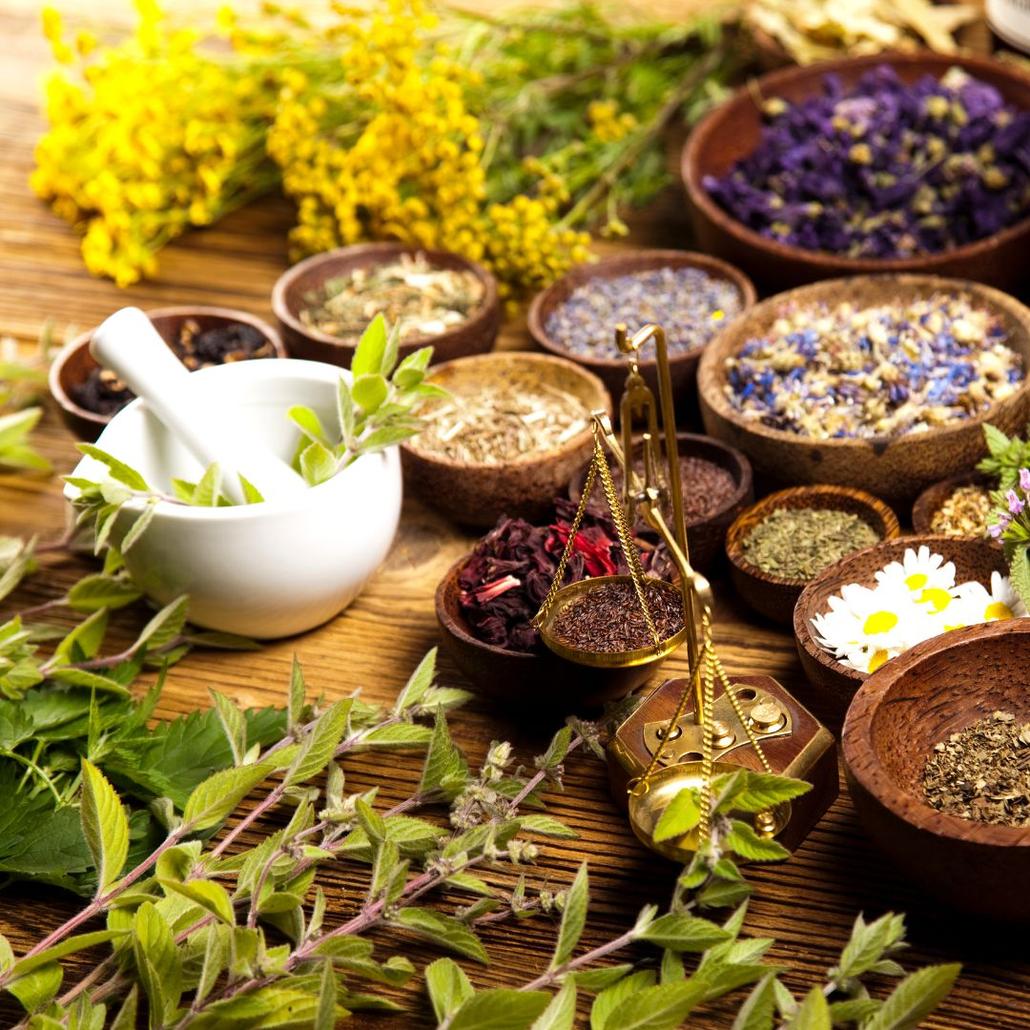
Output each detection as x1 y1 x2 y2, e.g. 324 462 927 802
1020 467 1030 492
1007 489 1025 515
989 520 1006 539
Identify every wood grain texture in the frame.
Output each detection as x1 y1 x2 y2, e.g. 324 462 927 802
2 4 1030 1027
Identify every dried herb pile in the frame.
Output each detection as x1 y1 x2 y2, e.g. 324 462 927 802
923 710 1030 826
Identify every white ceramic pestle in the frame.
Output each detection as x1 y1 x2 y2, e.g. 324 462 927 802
90 307 308 503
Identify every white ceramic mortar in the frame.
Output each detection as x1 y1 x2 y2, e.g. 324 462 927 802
65 358 402 638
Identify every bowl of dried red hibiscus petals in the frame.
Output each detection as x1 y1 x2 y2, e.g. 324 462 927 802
435 499 677 707
50 305 285 441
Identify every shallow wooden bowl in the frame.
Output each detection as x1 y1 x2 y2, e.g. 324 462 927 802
271 242 500 366
843 619 1030 921
568 432 754 574
402 352 611 527
726 485 900 626
682 51 1030 293
698 274 1030 502
794 535 1008 731
435 557 665 710
527 250 756 408
48 306 285 442
911 471 994 537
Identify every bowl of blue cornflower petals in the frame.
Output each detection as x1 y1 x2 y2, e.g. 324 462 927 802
683 52 1030 294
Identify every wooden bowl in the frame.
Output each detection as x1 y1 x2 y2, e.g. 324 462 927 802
271 242 500 367
402 352 611 527
697 274 1030 502
568 432 754 575
843 619 1030 921
682 51 1030 293
435 557 665 710
911 471 994 537
527 250 756 408
726 485 900 626
48 306 285 442
794 535 1008 731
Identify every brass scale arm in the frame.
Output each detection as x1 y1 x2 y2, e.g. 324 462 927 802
593 323 714 725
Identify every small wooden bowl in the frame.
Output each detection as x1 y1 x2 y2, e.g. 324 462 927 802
726 485 900 626
911 471 994 537
527 250 756 409
698 274 1030 502
435 557 665 710
682 51 1030 293
794 535 1008 730
271 242 500 367
568 432 754 575
402 352 610 527
48 306 285 441
843 619 1030 921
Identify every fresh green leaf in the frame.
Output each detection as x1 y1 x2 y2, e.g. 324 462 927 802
723 820 790 863
605 980 705 1030
449 989 551 1030
419 711 468 800
288 406 331 447
550 862 588 969
191 463 222 506
652 787 701 843
862 964 960 1030
76 444 149 492
731 974 778 1030
6 961 62 1013
314 956 337 1030
829 913 906 986
351 314 388 378
360 722 433 749
298 440 338 487
238 474 265 505
591 971 656 1030
182 761 274 832
120 498 157 552
393 647 436 713
51 608 109 666
533 981 576 1030
425 957 474 1024
67 574 142 612
159 878 235 926
133 903 181 1027
570 964 634 993
80 759 130 894
724 773 811 814
787 987 830 1030
352 372 389 414
134 595 189 652
9 930 127 979
285 699 351 787
518 814 576 839
109 985 139 1030
634 912 730 953
210 691 247 766
393 907 488 963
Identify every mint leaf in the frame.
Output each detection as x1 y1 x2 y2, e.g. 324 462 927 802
551 862 588 968
80 759 130 894
425 957 473 1024
76 444 149 492
652 787 700 842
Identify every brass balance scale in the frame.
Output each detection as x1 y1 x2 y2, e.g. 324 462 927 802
533 323 837 861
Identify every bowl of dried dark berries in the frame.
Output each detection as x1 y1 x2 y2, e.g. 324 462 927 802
50 306 285 440
683 53 1030 292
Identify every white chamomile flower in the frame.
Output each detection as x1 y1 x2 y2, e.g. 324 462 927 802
810 582 919 659
874 546 956 598
838 642 904 674
955 572 1027 625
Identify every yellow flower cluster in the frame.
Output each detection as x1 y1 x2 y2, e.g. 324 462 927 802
587 99 638 143
32 1 280 286
266 0 591 300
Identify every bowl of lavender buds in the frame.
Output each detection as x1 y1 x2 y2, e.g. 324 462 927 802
682 53 1030 292
50 306 285 441
697 274 1030 501
528 250 756 408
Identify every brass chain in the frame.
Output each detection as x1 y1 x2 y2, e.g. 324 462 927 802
698 636 717 842
710 649 773 774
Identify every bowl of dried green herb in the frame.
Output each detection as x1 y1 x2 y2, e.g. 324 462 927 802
272 242 500 367
843 619 1030 921
725 484 900 626
50 306 285 441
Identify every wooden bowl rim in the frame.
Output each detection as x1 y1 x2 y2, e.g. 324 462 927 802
682 50 1030 273
527 249 757 370
270 241 499 351
726 484 901 588
843 617 1030 846
401 351 610 470
793 533 1008 688
697 273 1030 454
435 554 538 662
568 430 754 525
911 470 995 536
48 304 286 430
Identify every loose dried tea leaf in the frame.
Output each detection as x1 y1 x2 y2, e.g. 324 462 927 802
930 484 993 538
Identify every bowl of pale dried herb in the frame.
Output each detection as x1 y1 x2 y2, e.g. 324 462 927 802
843 618 1030 921
272 241 500 367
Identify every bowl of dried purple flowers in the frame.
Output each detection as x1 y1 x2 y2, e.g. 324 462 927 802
435 502 676 708
50 306 285 441
697 274 1030 502
683 52 1030 292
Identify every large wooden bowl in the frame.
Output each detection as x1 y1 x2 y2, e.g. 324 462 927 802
911 471 994 537
435 557 665 710
48 306 285 442
794 535 1008 731
682 52 1030 293
271 242 500 366
402 352 610 527
698 275 1030 502
527 250 756 409
843 619 1030 921
726 485 900 626
567 432 754 575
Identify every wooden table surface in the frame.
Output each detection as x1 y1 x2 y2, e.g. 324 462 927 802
1 3 1028 1027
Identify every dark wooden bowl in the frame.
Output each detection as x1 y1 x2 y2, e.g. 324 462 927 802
726 485 900 626
435 557 665 710
48 305 285 442
568 432 754 575
271 242 500 367
527 250 756 409
698 274 1030 502
402 352 611 527
843 619 1030 921
682 51 1030 293
794 535 1008 731
911 471 995 537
